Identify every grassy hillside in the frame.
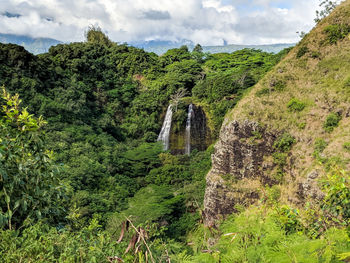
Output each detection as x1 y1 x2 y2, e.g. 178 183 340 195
225 0 350 203
183 3 350 261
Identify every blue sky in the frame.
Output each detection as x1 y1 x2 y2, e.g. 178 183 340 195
0 0 320 45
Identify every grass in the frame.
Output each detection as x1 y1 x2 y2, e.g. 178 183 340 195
222 0 350 207
287 98 306 112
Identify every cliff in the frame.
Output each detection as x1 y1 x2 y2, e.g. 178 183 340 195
204 1 350 226
170 104 212 154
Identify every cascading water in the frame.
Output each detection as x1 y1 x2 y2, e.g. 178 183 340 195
157 104 173 150
185 104 194 155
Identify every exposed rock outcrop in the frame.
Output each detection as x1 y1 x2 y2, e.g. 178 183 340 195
170 104 212 154
204 120 279 227
298 170 325 202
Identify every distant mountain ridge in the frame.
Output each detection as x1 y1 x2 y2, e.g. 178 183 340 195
132 40 295 54
0 33 294 55
0 33 62 54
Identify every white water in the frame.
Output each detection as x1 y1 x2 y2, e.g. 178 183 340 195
185 104 194 155
157 105 173 151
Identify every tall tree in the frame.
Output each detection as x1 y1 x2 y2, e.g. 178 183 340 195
85 25 113 47
0 87 65 230
315 0 341 22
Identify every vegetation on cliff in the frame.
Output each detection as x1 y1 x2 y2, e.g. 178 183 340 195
0 24 286 261
1 1 350 261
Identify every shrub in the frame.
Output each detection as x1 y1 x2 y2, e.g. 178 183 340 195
287 98 306 112
343 142 350 152
274 80 286 91
323 112 342 132
324 24 350 44
296 46 309 58
322 168 350 220
311 51 321 59
314 138 328 154
297 122 306 130
274 205 303 234
272 152 288 167
313 138 328 160
256 87 270 97
273 133 296 152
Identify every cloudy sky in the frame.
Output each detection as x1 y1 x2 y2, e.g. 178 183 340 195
0 0 320 45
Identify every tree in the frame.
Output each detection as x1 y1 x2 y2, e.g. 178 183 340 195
0 87 64 230
193 44 203 53
170 88 188 112
192 44 206 63
315 0 340 23
85 25 113 47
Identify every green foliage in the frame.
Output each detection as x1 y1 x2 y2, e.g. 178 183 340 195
273 132 296 152
186 206 350 263
256 87 270 97
0 87 65 230
343 142 350 152
0 41 302 262
272 152 288 167
313 138 328 160
322 168 350 221
0 221 126 263
287 98 306 112
324 112 342 132
296 46 309 58
297 122 306 129
85 25 113 47
114 185 184 226
315 0 340 23
272 79 286 91
324 24 350 44
191 49 286 132
122 143 162 178
271 133 295 180
274 205 303 234
160 45 192 67
191 44 206 63
311 51 321 59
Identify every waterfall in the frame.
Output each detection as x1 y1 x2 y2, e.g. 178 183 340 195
185 104 194 155
157 105 173 150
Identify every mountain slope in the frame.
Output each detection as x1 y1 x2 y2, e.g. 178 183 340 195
204 0 350 226
0 33 62 54
133 40 294 55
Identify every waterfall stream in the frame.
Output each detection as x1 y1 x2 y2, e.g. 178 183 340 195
157 105 173 150
185 104 194 155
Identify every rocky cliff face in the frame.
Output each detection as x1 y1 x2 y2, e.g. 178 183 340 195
203 1 350 227
170 104 212 154
204 120 279 227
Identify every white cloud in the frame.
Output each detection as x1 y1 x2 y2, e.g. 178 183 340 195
0 0 319 45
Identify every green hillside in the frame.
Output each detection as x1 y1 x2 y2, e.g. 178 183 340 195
0 2 350 262
0 27 288 262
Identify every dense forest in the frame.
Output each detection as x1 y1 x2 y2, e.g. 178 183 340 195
1 1 350 259
0 27 291 262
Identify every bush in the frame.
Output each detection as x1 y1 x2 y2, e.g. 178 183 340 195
311 51 321 59
273 79 286 91
287 98 306 112
273 133 296 152
313 138 328 160
322 169 350 220
324 112 342 132
187 207 350 263
297 122 306 130
324 24 350 44
343 142 350 152
256 87 270 97
296 46 309 58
